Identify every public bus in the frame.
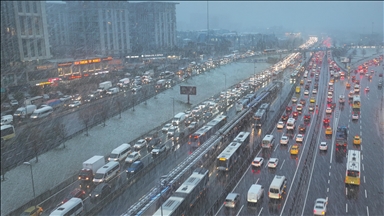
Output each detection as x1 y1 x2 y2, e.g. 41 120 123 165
264 49 276 54
1 125 15 141
253 109 266 128
24 96 44 106
216 132 250 171
235 100 243 112
345 150 361 185
188 115 227 148
352 95 361 109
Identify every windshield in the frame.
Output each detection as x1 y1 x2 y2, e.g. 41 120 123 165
270 188 279 193
94 173 104 179
109 154 118 158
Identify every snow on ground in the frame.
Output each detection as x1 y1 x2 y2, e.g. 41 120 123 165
349 48 382 65
0 59 276 215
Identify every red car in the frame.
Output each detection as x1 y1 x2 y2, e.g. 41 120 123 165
58 188 86 206
379 73 383 77
292 111 298 118
282 114 289 121
286 106 292 112
323 118 330 125
327 98 332 103
304 114 311 121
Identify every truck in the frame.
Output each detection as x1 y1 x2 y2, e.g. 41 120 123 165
117 78 130 88
13 105 37 118
78 155 105 184
97 81 112 93
45 99 62 109
106 87 120 95
335 126 348 148
155 79 166 91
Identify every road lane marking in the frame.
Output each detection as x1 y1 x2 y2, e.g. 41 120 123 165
236 205 244 216
365 189 367 198
280 160 285 170
329 172 331 176
327 188 329 192
258 207 263 216
367 206 370 216
274 143 279 152
364 176 366 183
346 203 348 212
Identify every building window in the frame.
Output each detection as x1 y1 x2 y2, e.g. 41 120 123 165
17 1 23 13
33 2 38 14
26 2 30 13
34 17 40 35
31 40 35 57
20 16 26 35
37 40 42 56
22 40 28 58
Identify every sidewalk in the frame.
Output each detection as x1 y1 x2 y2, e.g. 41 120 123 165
0 59 276 215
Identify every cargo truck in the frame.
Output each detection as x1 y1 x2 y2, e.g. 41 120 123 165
78 155 105 186
13 105 37 118
97 81 112 93
335 126 348 148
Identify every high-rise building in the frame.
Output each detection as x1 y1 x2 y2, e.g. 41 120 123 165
65 1 131 58
1 1 51 86
46 1 70 58
129 2 178 53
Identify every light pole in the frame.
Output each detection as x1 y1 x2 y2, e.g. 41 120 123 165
224 73 227 115
171 97 175 117
254 62 257 92
23 162 36 201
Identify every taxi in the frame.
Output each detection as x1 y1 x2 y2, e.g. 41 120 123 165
22 206 43 216
325 126 332 135
346 83 351 88
300 79 304 85
290 144 300 155
353 135 361 145
310 97 316 103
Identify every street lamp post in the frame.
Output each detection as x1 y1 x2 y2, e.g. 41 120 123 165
23 162 36 200
254 62 257 92
224 73 227 115
171 97 175 117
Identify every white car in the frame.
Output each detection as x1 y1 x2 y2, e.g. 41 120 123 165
319 142 328 151
60 95 72 102
291 97 298 103
268 158 279 168
312 89 317 94
161 123 172 133
352 113 359 120
328 82 333 86
296 104 303 111
68 100 81 108
251 157 264 167
313 198 328 215
304 90 309 95
296 134 304 142
134 139 147 150
132 85 142 92
280 136 289 145
125 151 140 163
325 107 332 114
10 100 19 106
276 121 284 129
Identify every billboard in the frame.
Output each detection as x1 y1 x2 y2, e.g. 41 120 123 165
180 86 196 95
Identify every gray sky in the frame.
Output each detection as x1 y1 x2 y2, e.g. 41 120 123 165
175 1 383 34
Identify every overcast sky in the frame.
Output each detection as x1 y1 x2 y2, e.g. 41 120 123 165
175 1 383 35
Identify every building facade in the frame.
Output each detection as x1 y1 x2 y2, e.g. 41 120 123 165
1 1 51 87
65 1 131 58
129 2 178 53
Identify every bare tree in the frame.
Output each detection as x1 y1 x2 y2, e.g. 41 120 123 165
79 107 93 136
361 49 366 57
54 122 67 148
28 127 42 163
100 103 110 127
352 49 357 56
116 100 122 119
1 143 6 181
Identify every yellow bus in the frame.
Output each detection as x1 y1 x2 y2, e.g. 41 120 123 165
296 86 301 93
1 125 15 141
345 150 361 185
352 95 361 109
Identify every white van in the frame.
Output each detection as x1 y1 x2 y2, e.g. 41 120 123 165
172 112 186 126
1 115 13 126
49 197 83 216
269 175 287 199
247 184 264 203
30 106 53 119
286 118 295 130
93 161 120 184
261 134 275 148
106 87 120 95
108 143 132 162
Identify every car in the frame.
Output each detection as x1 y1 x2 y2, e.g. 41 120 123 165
268 158 279 168
290 144 299 155
161 123 172 133
352 112 359 120
298 124 306 133
325 126 332 135
132 85 142 92
327 98 332 104
89 183 111 203
325 107 332 114
125 151 141 163
286 106 292 112
167 126 179 137
330 103 336 110
59 188 86 206
299 99 306 106
251 157 264 167
305 84 310 90
365 87 370 92
60 95 72 102
307 79 312 84
291 97 298 103
292 111 298 118
310 97 316 103
276 121 284 129
314 83 319 89
224 193 240 208
296 104 303 111
280 136 289 145
188 121 198 131
319 142 328 151
296 134 304 142
328 87 334 92
126 161 144 175
304 90 309 95
10 99 18 106
353 135 361 145
310 88 317 94
147 137 161 152
346 83 351 88
327 93 333 99
379 73 383 77
134 139 147 150
68 100 81 108
21 205 43 216
313 198 328 216
281 114 289 121
304 114 311 121
71 94 82 101
323 118 330 125
151 143 167 155
328 81 333 86
308 104 315 111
